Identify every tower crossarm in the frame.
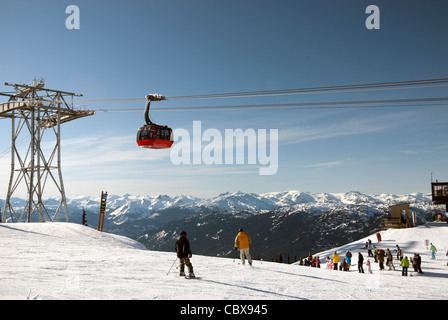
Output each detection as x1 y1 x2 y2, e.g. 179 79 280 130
0 100 28 117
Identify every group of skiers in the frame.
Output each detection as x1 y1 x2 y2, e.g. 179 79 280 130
322 243 435 276
174 228 253 278
174 229 440 278
298 255 321 267
327 251 356 272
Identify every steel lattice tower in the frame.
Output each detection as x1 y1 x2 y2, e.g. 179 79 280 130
0 79 95 222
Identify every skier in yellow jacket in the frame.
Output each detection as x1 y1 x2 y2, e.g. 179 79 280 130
331 251 339 270
234 228 253 266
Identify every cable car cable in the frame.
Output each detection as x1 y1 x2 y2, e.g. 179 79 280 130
72 78 448 104
166 79 448 101
91 102 448 113
89 96 448 112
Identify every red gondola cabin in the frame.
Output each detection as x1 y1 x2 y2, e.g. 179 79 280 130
136 93 173 149
137 124 173 149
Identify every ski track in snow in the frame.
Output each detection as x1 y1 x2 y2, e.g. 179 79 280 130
0 222 447 300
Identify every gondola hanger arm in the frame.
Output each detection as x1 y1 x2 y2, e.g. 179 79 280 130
144 93 166 125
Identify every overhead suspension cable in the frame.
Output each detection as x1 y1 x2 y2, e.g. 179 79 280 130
73 78 448 104
91 96 448 112
166 78 448 101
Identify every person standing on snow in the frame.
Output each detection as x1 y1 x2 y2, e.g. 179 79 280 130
401 256 410 276
430 243 437 260
331 251 339 270
345 251 352 271
377 249 385 270
411 253 423 273
366 259 372 274
415 253 423 274
326 256 333 269
234 228 252 266
175 231 195 278
396 245 403 261
367 243 373 257
386 248 395 271
373 246 378 262
358 252 364 273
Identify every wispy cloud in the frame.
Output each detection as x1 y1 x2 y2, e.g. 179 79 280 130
303 161 343 171
279 117 394 146
61 134 170 167
398 142 448 156
60 133 263 185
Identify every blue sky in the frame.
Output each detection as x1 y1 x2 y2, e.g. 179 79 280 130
1 0 448 198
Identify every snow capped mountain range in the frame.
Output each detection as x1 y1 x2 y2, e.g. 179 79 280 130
129 190 437 261
1 190 435 226
102 190 430 211
84 190 434 220
0 190 440 263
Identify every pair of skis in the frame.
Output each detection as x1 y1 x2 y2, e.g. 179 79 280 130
167 258 197 278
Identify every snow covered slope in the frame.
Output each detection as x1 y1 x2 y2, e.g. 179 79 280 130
0 222 447 300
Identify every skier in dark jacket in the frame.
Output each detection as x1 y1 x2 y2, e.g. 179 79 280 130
377 249 385 270
358 252 364 273
412 253 423 274
175 231 195 278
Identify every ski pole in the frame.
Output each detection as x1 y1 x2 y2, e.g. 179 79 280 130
167 257 178 275
251 246 262 264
